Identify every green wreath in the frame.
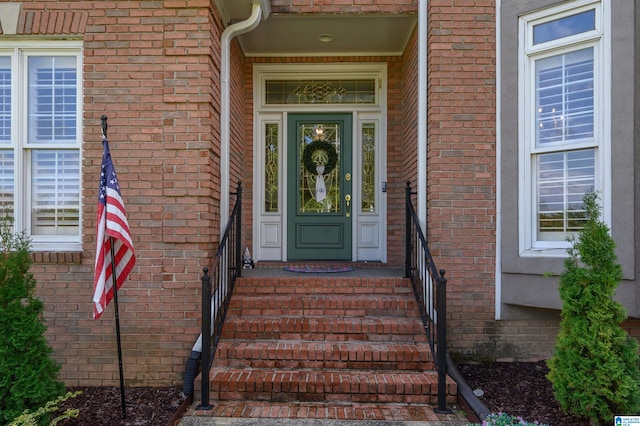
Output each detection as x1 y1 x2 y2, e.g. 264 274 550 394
302 140 338 175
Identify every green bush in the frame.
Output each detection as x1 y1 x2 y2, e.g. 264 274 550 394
0 215 65 425
467 412 548 426
9 391 81 426
547 193 640 424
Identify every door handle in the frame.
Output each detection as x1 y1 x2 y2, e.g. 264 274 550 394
345 194 351 217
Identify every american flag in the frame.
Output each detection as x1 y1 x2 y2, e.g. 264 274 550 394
93 138 136 319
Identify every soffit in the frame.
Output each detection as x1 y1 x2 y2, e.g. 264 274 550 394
217 1 417 57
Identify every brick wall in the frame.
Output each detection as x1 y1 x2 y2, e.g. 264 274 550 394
426 0 498 358
12 0 637 388
9 0 229 386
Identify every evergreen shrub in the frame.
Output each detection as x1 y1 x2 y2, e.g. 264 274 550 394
547 193 640 424
0 215 65 425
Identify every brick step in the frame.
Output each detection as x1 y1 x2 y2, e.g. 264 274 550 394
209 368 457 404
220 316 429 343
227 294 419 317
234 276 412 295
186 400 465 423
213 341 434 370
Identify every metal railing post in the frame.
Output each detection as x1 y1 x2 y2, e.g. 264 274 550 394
197 267 212 409
235 182 243 278
404 181 412 278
435 269 448 413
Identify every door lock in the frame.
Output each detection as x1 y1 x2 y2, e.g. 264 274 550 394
345 194 351 217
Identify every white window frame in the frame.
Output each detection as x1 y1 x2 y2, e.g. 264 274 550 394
0 42 83 251
518 0 610 257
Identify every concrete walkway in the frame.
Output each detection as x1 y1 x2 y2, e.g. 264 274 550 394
179 417 470 426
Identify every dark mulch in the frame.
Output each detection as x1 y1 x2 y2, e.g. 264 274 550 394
57 386 186 426
458 360 590 426
53 361 591 426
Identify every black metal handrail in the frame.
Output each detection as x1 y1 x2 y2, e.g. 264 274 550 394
196 181 243 409
404 181 449 413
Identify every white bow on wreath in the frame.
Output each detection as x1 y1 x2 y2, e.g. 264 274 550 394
315 164 326 202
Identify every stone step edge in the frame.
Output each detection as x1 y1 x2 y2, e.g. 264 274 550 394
215 341 433 362
180 400 468 424
209 369 456 395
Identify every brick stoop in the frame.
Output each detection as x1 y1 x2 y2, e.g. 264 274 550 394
185 272 463 423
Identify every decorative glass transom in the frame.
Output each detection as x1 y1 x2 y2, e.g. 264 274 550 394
265 79 375 104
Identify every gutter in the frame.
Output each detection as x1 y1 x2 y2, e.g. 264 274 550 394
219 2 263 230
417 0 428 228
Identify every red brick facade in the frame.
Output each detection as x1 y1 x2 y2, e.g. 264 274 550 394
3 0 637 387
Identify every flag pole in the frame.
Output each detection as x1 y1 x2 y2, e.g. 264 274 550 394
102 115 127 420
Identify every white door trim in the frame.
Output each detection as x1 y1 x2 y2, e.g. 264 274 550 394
252 63 387 262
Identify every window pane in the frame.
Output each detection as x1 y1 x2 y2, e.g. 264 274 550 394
533 9 595 44
0 57 10 145
298 123 341 213
536 48 594 147
0 150 13 217
28 56 77 144
31 150 80 236
264 123 279 213
361 123 375 212
537 149 594 241
265 79 375 104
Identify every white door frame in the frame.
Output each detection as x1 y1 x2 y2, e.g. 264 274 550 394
252 63 388 262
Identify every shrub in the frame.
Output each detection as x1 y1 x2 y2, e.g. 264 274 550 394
547 192 640 424
9 391 81 426
468 412 548 426
0 215 65 425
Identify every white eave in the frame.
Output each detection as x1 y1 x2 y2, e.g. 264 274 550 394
216 0 417 57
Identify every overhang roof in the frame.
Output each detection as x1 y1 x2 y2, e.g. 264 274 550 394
216 0 417 57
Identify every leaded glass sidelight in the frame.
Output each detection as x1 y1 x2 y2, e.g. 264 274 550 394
361 123 375 212
298 123 341 213
264 123 279 212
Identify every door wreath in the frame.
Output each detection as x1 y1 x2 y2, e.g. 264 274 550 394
302 140 338 175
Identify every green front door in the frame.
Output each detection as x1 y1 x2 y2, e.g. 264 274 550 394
287 113 353 260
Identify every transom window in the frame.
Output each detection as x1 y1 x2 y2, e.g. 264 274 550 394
265 79 375 105
519 1 607 252
0 44 82 250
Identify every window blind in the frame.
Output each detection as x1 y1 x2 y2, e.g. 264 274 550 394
537 149 594 240
536 48 594 147
0 61 10 144
31 150 80 235
28 56 80 237
28 56 77 144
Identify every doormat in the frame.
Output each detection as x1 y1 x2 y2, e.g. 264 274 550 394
283 266 353 273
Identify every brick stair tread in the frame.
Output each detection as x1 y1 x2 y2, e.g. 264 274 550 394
213 341 434 370
234 276 412 295
185 400 467 423
227 294 419 316
209 368 455 397
220 316 429 342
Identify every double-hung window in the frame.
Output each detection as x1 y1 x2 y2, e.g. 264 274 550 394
0 44 82 251
519 1 608 254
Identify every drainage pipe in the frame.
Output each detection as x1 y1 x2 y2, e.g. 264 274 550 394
219 2 263 230
417 0 428 228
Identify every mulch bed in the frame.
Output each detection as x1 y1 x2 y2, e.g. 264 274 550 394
57 386 187 426
53 361 594 426
458 360 590 425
